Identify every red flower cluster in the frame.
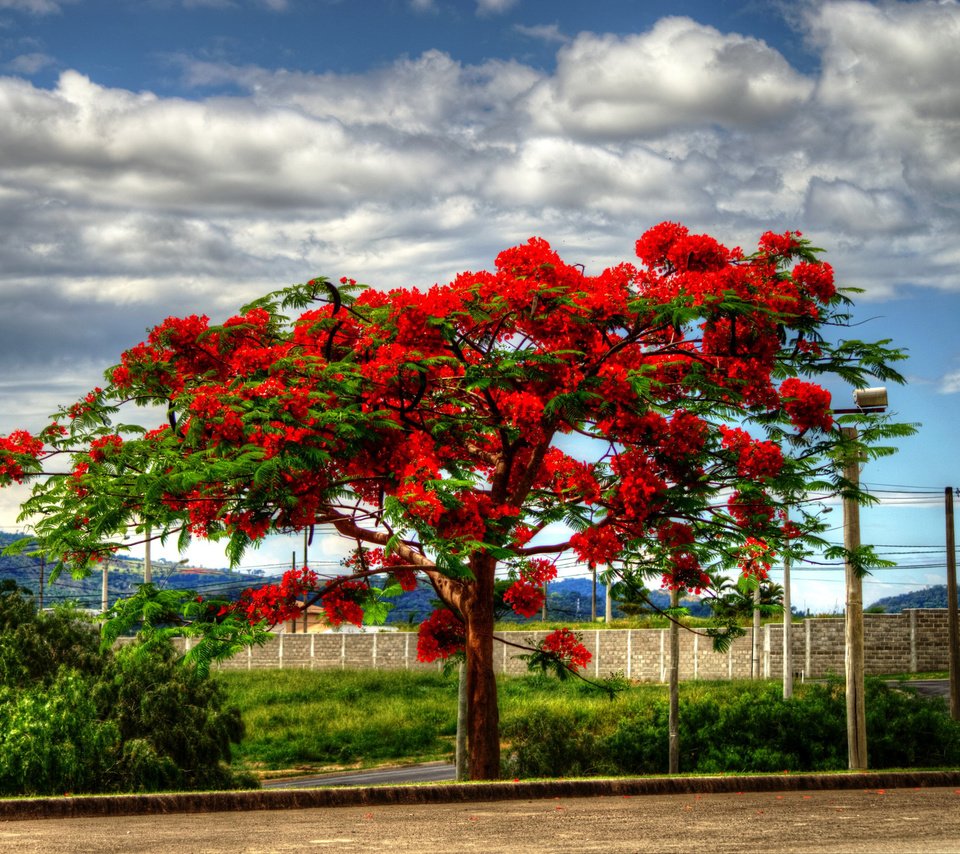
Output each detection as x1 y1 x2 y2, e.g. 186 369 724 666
635 222 729 273
758 230 803 258
503 558 559 619
89 434 123 463
570 526 621 569
416 609 465 663
67 388 103 420
539 628 591 672
0 430 43 484
321 579 370 627
662 553 712 594
503 580 544 618
738 537 774 580
343 547 420 592
780 378 833 433
233 566 319 626
792 261 836 303
522 558 559 587
728 490 776 532
720 426 784 481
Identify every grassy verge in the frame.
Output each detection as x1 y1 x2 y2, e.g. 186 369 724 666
220 669 459 776
221 669 960 780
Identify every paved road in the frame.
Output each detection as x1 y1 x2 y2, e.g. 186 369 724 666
895 679 950 699
263 762 455 788
3 787 960 853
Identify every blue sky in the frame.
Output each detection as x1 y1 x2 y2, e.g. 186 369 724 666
0 0 958 611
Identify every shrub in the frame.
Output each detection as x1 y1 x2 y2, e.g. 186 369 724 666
501 677 960 778
0 589 253 795
501 703 609 778
865 679 960 768
0 669 118 795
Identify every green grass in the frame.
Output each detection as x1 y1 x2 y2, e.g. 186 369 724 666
220 669 459 773
220 669 960 779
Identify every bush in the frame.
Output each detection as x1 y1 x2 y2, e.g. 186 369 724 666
0 669 118 794
501 677 960 778
0 588 253 795
865 678 960 768
501 704 608 778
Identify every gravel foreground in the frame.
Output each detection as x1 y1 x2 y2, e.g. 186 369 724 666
0 770 958 821
2 782 960 854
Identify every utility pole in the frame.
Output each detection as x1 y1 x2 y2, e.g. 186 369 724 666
842 425 867 770
303 529 310 634
605 583 612 624
541 583 547 621
38 555 45 611
101 557 109 613
752 584 762 679
591 567 597 621
144 524 152 584
456 661 468 781
946 487 959 720
782 525 794 699
290 550 297 633
834 387 887 770
668 587 680 774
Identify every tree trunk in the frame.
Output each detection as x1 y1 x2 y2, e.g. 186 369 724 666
465 555 500 780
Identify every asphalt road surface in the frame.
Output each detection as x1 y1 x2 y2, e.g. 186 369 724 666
263 762 456 788
3 787 960 853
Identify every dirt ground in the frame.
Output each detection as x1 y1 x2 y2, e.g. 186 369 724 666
3 786 960 853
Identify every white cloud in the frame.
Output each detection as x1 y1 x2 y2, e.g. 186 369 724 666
476 0 518 15
180 0 238 8
808 0 960 201
524 18 814 140
803 179 917 236
941 370 960 395
1 0 960 441
4 51 56 73
0 0 73 12
513 22 569 44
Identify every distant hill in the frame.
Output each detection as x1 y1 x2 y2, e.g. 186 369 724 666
1 530 712 621
383 575 711 626
0 531 263 610
867 585 959 613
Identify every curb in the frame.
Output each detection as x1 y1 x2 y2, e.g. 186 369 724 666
2 770 960 822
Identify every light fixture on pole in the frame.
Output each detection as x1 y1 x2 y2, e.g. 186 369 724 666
837 386 887 770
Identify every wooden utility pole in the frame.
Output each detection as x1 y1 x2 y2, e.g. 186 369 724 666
842 426 867 770
303 529 310 634
290 550 297 633
456 661 468 781
946 487 959 720
752 584 762 679
591 567 597 621
144 524 152 584
782 529 794 700
101 558 109 613
541 583 547 621
668 587 680 774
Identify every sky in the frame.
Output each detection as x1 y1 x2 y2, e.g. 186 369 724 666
0 0 958 612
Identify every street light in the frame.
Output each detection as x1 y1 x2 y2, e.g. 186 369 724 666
838 386 887 770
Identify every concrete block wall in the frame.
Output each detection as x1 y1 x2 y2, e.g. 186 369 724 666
173 608 956 681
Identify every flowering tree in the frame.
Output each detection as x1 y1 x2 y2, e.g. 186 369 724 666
0 223 908 779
